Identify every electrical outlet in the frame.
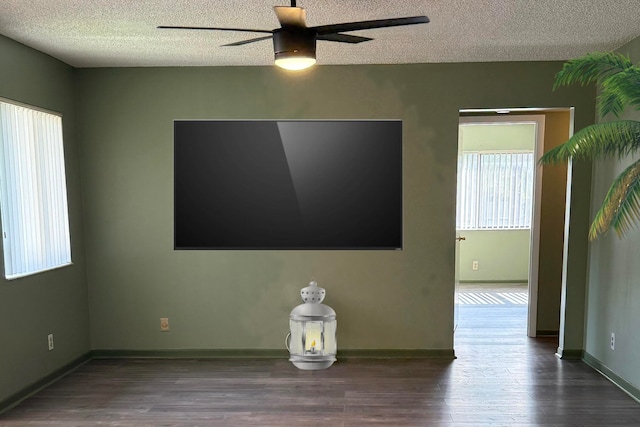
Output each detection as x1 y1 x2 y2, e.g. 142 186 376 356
610 332 615 350
472 260 479 270
160 318 170 332
47 334 54 351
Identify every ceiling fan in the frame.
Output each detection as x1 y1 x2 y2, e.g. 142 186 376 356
158 0 429 71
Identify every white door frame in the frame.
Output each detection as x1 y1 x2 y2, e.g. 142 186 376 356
458 114 546 338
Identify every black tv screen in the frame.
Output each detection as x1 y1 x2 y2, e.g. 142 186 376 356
174 120 402 250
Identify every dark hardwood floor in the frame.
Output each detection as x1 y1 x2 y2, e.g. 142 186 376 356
2 286 640 426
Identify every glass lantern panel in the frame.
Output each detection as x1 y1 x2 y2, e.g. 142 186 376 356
289 320 304 355
323 319 337 355
304 321 323 354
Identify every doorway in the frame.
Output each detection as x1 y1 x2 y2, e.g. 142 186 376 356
455 113 552 344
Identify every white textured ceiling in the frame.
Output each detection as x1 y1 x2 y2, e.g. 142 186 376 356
1 0 639 68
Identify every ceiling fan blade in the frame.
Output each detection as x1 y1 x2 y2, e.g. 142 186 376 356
221 35 274 47
313 16 429 35
157 25 272 34
273 6 307 27
317 33 373 44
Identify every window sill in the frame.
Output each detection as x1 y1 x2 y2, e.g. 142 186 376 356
5 262 73 281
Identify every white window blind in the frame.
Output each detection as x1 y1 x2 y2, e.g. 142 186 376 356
457 152 533 230
0 100 71 279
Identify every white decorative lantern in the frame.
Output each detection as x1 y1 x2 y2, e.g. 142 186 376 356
286 281 337 370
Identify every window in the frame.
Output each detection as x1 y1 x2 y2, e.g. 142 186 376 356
0 100 71 279
457 151 534 230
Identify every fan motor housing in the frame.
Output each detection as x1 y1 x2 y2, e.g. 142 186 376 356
273 28 317 61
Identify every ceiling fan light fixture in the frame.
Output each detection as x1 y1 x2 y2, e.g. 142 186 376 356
273 29 316 71
275 52 316 70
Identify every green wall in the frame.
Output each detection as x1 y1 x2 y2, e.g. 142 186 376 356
0 36 89 405
457 123 535 282
458 230 530 282
75 62 595 353
583 36 640 392
459 122 536 151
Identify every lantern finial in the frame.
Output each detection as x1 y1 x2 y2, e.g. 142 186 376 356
300 280 326 304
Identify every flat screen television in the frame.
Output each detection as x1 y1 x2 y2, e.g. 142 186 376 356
174 120 402 250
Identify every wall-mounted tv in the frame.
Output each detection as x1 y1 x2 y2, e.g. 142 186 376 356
174 120 402 250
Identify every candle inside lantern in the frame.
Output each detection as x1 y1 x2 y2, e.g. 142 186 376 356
304 321 323 354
